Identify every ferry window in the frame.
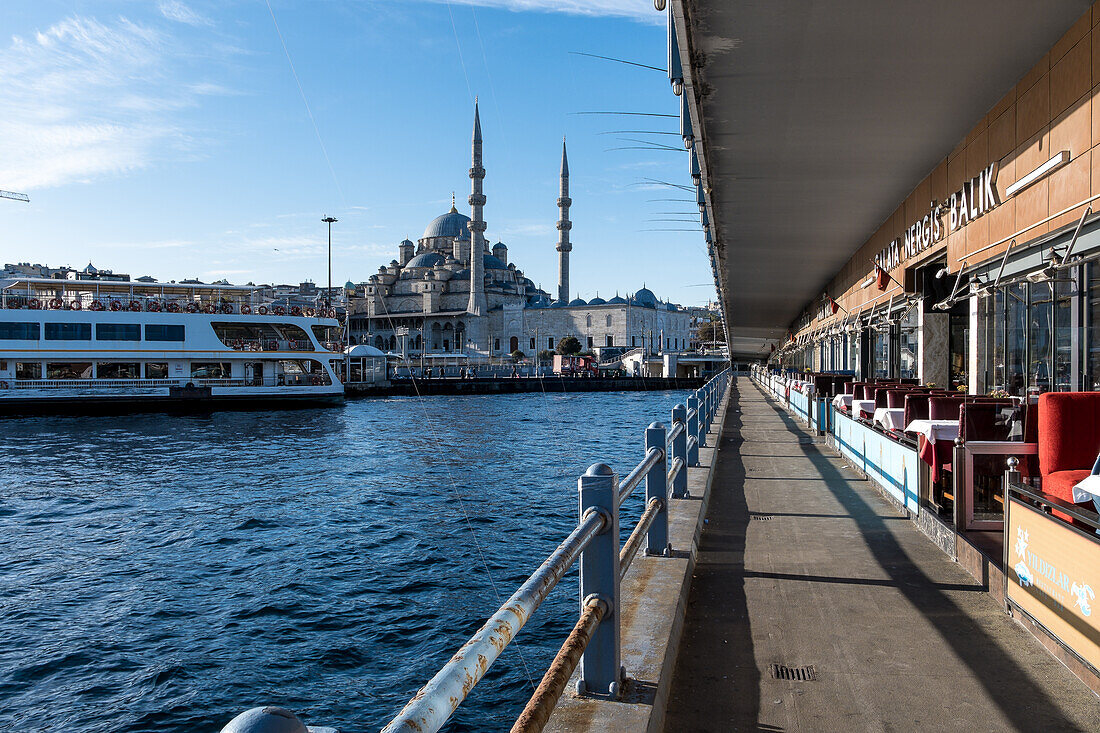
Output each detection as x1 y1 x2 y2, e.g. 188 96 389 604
146 324 185 341
97 362 140 379
44 322 91 340
0 322 39 339
191 362 231 379
311 324 342 351
46 362 93 379
16 362 41 379
96 323 141 341
145 363 169 379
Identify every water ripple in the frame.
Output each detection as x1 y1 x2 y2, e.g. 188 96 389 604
0 391 686 732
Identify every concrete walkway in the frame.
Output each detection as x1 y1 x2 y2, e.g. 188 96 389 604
663 378 1100 732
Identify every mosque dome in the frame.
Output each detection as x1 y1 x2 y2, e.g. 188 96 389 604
423 207 472 239
568 297 587 306
607 295 628 305
344 280 356 289
483 253 507 270
631 287 659 308
400 238 414 247
406 252 445 268
588 296 607 305
550 300 568 308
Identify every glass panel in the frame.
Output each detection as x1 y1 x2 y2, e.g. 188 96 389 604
949 310 969 391
145 324 185 341
1005 283 1027 396
145 363 169 379
44 322 91 340
1090 263 1100 390
190 362 231 378
16 362 41 379
46 362 93 379
1053 277 1074 391
1029 282 1054 395
0 322 39 339
95 323 141 341
97 362 140 378
899 307 919 379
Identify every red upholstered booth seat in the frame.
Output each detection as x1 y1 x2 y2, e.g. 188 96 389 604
1038 392 1100 506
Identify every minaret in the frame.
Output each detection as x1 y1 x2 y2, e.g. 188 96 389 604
556 138 572 303
466 101 488 316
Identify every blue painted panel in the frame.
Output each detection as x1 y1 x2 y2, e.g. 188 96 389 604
832 410 920 514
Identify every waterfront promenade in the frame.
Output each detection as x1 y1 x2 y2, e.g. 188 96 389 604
664 378 1100 731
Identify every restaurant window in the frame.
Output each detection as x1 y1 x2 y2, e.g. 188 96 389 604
872 327 890 379
145 362 169 379
145 324 185 341
46 362 93 379
1089 263 1100 390
96 323 141 341
191 362 231 379
16 362 41 379
97 362 140 379
899 307 919 379
949 309 969 391
44 322 91 340
0 322 39 339
847 332 859 372
1005 283 1027 395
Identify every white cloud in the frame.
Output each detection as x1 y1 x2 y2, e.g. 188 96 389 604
424 0 657 21
0 15 218 190
157 1 213 27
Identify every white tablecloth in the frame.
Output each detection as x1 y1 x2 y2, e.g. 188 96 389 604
853 399 876 415
904 419 960 444
873 407 906 431
832 393 853 409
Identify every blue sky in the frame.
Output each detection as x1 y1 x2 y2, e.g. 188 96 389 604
0 1 713 305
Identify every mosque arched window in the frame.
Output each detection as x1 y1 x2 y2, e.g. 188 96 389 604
605 315 612 327
586 315 592 328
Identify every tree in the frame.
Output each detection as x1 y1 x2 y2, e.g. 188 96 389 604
556 335 581 355
510 349 525 363
537 349 555 362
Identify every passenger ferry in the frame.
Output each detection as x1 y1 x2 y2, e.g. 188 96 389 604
0 277 345 412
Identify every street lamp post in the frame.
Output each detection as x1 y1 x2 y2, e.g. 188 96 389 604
322 216 338 310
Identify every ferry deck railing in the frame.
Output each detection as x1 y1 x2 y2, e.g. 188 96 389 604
221 367 731 733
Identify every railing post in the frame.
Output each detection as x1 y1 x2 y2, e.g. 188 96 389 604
696 389 708 448
671 403 688 498
645 423 670 557
686 395 700 466
577 463 622 698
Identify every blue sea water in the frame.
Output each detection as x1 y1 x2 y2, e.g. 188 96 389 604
0 390 689 732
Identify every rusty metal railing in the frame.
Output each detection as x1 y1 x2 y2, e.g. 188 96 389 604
220 368 731 733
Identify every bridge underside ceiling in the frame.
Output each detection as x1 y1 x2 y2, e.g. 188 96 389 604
678 0 1092 358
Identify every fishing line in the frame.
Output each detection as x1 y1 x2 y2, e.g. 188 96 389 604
264 0 347 209
374 294 537 691
445 1 475 102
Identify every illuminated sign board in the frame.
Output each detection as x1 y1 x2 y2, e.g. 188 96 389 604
1006 497 1100 672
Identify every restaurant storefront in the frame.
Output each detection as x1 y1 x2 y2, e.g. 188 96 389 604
762 4 1100 694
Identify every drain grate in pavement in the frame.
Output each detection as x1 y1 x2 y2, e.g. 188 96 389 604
751 515 772 521
768 663 816 681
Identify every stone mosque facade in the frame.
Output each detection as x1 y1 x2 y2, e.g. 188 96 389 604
347 104 691 359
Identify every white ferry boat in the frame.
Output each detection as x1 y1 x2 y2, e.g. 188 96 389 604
0 277 345 412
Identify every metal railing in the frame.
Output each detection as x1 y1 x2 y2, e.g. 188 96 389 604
221 368 731 733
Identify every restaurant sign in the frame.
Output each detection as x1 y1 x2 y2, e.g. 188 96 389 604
874 163 1000 271
1006 497 1100 672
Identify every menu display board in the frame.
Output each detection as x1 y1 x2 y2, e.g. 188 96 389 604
1006 497 1100 672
